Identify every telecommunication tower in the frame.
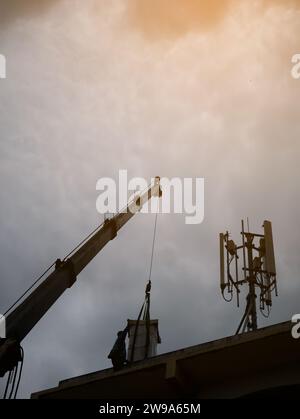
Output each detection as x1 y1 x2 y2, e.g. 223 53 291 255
220 220 278 334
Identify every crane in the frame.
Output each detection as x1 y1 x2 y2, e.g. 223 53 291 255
0 176 162 380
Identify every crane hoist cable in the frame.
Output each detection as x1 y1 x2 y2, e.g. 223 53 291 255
129 281 151 363
130 203 159 363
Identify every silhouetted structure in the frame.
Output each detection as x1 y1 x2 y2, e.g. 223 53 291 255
31 321 300 399
220 220 277 334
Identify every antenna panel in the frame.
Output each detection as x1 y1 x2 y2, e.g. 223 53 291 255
219 233 225 289
263 220 276 276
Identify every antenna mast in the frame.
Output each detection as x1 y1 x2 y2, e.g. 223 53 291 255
219 220 278 334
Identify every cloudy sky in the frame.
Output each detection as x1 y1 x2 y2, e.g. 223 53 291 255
0 0 300 398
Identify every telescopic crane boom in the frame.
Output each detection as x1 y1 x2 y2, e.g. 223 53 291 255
0 177 162 377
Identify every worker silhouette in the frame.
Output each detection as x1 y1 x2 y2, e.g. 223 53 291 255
108 326 128 371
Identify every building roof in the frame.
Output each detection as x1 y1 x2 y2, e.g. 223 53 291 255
31 320 300 399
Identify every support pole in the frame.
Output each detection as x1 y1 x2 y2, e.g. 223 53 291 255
246 233 257 331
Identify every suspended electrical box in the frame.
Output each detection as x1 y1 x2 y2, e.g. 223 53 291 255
127 319 161 363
